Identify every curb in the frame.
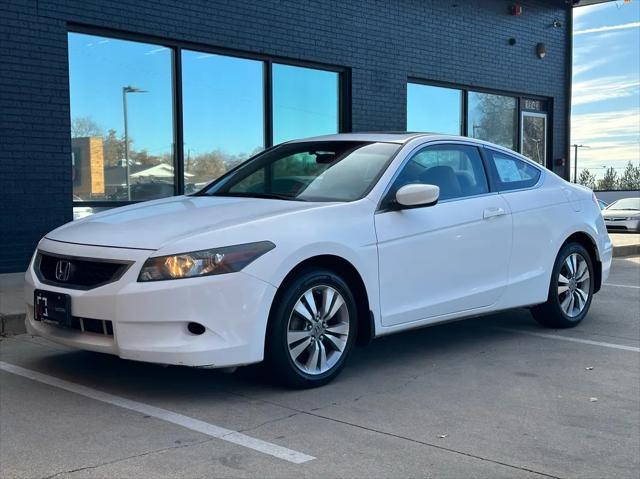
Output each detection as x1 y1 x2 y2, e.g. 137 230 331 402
0 313 26 336
613 245 640 258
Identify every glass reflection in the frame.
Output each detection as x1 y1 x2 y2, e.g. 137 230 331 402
272 64 339 144
467 92 517 150
182 51 264 192
68 32 174 202
407 83 462 134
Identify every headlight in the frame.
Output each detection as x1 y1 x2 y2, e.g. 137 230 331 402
138 241 275 282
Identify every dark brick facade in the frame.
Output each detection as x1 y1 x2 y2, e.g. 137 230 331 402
0 0 571 273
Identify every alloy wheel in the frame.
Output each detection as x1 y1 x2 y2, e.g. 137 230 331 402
557 252 591 318
287 285 350 375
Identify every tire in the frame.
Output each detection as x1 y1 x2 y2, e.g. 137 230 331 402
531 242 594 328
265 268 358 388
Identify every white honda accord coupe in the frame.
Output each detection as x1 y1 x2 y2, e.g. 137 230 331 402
25 133 612 387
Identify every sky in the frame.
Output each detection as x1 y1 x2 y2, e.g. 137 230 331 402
571 0 640 179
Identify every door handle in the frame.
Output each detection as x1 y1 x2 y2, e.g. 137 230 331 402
483 207 506 219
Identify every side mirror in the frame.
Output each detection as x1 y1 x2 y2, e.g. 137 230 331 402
394 184 439 209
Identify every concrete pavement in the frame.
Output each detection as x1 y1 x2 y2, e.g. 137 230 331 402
1 256 638 478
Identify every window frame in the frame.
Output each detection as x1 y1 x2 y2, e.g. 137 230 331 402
68 24 351 209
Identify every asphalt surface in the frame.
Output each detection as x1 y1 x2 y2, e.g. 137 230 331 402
1 257 638 479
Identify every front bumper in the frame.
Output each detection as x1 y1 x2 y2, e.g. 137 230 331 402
604 218 640 232
25 238 277 368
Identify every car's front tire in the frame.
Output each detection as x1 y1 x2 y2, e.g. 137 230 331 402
265 268 357 388
531 242 594 328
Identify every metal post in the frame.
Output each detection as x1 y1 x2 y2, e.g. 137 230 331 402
571 144 589 183
123 86 131 200
122 85 147 201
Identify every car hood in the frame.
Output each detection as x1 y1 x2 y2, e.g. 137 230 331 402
47 195 325 250
603 209 640 218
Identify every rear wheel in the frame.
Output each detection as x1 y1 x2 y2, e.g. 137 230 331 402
266 269 357 388
531 242 594 328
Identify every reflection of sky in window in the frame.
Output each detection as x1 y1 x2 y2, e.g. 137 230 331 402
407 83 461 134
68 33 174 156
69 33 341 155
273 64 339 144
182 51 264 157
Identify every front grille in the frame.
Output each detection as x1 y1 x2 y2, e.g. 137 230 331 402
36 252 132 290
36 314 114 336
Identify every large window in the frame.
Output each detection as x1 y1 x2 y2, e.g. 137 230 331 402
407 83 462 134
68 33 175 203
68 31 345 214
467 92 517 150
272 64 339 144
182 51 264 193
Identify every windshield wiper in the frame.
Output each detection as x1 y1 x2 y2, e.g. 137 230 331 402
211 192 305 201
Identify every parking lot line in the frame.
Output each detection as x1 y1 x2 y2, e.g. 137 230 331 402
0 361 315 464
603 283 640 289
496 328 640 352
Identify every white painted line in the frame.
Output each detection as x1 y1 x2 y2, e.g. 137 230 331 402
496 328 640 353
604 283 640 289
0 361 314 464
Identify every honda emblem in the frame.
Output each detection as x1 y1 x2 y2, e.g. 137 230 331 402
55 260 71 282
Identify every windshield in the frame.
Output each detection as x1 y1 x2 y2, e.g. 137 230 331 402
606 198 640 211
199 141 401 202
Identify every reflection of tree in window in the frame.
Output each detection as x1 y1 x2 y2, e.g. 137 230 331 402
522 115 545 165
468 92 517 150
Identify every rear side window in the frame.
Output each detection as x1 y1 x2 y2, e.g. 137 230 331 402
488 150 541 191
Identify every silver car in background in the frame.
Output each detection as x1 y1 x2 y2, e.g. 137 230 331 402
602 198 640 232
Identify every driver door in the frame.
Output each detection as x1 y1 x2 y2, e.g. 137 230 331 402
375 143 512 327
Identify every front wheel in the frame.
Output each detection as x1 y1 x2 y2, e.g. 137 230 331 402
265 269 357 388
531 242 594 328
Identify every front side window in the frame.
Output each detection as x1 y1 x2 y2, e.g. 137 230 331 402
68 32 175 203
202 141 400 202
272 64 339 144
407 83 462 134
182 51 264 193
488 150 541 191
390 144 489 201
468 92 517 150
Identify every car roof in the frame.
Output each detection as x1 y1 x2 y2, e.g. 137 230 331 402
292 132 504 147
292 132 447 144
286 132 546 170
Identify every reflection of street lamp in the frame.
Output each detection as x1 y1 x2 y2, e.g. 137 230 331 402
472 124 482 138
571 144 590 183
122 85 147 200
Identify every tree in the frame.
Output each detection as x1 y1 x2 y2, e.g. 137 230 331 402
597 167 618 191
617 161 640 190
577 169 597 190
472 94 517 149
71 116 103 138
102 129 125 167
188 151 227 183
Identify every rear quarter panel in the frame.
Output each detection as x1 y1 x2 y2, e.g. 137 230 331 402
496 175 591 309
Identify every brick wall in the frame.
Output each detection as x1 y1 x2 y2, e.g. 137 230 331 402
0 0 570 272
